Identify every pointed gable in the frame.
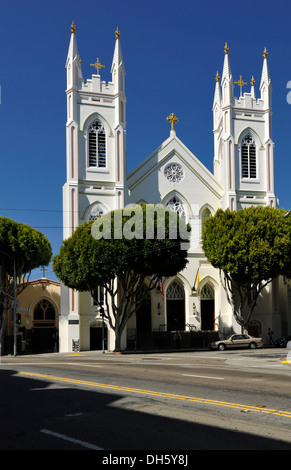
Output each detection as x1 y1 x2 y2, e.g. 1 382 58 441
127 131 223 212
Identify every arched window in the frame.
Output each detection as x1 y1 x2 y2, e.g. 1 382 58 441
33 299 56 328
88 119 106 168
241 134 256 179
88 203 104 221
166 280 185 299
202 208 211 227
166 196 186 219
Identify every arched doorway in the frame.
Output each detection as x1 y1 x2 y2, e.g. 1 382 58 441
200 284 215 330
32 299 58 353
166 280 185 331
90 321 107 350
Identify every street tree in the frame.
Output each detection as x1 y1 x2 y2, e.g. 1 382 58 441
202 206 291 332
0 217 52 354
53 204 190 351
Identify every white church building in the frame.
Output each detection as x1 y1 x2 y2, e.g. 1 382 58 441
59 23 291 352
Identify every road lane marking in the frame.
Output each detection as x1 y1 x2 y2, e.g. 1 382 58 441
40 429 103 450
17 371 291 419
182 374 224 380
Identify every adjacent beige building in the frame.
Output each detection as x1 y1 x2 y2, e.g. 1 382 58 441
6 276 60 354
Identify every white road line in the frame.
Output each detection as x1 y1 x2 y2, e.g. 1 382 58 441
182 374 224 380
40 429 103 450
69 363 103 368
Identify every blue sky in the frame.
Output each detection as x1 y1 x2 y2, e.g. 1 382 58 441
0 0 290 281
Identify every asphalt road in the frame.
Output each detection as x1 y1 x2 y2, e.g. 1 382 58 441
1 347 291 453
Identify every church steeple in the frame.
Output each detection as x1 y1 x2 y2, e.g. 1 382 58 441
250 75 256 99
213 71 221 133
66 21 83 90
110 27 126 131
260 46 272 111
221 42 234 107
260 47 271 88
111 27 125 93
213 71 222 107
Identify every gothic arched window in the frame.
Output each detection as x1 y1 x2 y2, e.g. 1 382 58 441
33 299 56 327
166 281 185 299
202 208 211 227
88 204 104 221
166 196 186 219
241 134 256 179
88 119 106 168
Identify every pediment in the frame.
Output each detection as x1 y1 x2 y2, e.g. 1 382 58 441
126 133 223 200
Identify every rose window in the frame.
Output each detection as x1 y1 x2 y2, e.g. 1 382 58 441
164 163 184 183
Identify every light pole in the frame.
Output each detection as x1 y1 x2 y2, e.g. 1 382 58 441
0 250 17 356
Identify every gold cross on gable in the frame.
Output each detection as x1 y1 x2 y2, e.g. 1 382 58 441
90 58 105 75
167 113 179 131
234 75 247 95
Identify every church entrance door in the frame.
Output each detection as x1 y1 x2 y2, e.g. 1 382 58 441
166 281 185 331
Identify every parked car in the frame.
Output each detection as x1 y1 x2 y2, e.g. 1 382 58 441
209 334 263 351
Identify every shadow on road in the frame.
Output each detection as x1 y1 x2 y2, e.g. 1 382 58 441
0 367 290 451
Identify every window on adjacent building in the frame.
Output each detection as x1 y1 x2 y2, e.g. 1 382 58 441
92 286 105 306
241 134 256 179
88 119 106 168
33 299 56 328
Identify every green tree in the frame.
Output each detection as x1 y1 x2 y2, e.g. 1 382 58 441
0 217 52 354
202 206 291 332
53 204 190 351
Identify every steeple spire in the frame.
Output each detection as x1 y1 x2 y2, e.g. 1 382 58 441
250 75 256 98
221 42 232 82
66 21 79 66
221 42 233 106
66 21 83 88
111 26 125 76
213 70 221 108
260 46 271 89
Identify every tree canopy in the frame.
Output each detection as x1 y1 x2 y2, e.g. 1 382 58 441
0 216 52 354
202 206 291 331
53 204 190 350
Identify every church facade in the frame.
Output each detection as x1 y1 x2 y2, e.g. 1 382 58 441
59 23 290 352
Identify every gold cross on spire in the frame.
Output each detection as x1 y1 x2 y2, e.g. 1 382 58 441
115 27 120 39
263 46 268 59
234 75 247 95
224 42 229 54
90 58 105 75
251 75 255 86
167 113 179 131
71 21 76 34
215 71 220 82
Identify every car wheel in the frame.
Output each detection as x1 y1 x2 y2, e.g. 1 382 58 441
249 342 257 349
218 343 226 351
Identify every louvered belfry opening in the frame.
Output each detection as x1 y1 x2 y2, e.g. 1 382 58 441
241 134 256 179
89 119 106 167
